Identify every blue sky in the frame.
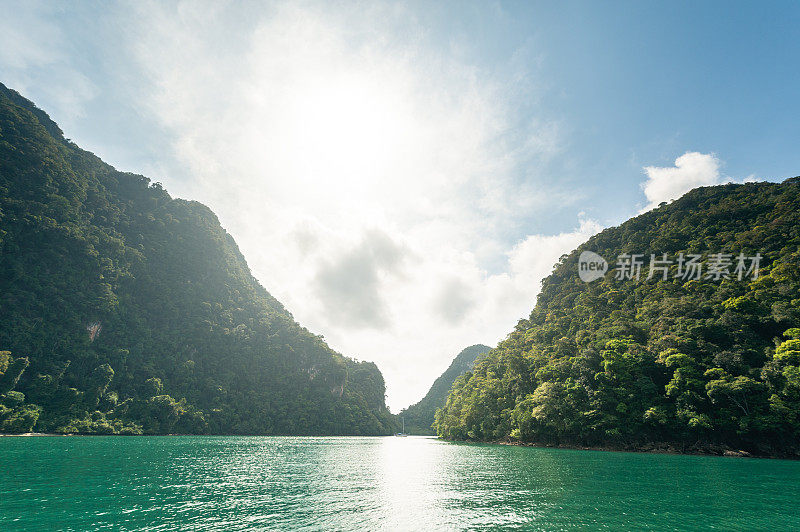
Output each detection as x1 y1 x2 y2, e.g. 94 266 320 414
1 1 799 410
452 1 800 227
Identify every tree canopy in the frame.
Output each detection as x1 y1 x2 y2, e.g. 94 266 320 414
0 83 395 435
435 177 800 457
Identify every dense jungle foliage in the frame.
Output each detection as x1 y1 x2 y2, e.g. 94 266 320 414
399 344 490 434
0 83 396 435
435 177 800 457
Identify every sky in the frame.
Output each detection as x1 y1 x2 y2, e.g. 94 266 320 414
1 1 799 411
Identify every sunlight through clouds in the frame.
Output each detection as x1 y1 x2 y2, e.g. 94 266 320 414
126 0 594 410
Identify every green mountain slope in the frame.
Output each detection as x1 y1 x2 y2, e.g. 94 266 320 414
399 344 491 434
435 178 800 457
0 83 395 435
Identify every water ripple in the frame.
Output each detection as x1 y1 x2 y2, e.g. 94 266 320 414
1 436 799 530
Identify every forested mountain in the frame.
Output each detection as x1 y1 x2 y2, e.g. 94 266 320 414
0 83 396 435
399 344 490 434
435 178 800 457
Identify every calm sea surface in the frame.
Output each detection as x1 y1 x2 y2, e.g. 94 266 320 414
1 435 799 530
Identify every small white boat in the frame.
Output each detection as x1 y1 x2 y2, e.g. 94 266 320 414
395 417 408 437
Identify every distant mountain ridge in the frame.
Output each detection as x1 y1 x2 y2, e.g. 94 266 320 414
0 82 396 435
400 344 491 434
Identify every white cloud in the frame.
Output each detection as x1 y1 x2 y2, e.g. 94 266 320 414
116 0 593 410
313 230 408 329
640 152 721 211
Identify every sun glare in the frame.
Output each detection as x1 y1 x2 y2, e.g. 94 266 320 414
286 76 412 189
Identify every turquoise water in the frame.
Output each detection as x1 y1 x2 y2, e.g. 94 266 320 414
1 436 799 530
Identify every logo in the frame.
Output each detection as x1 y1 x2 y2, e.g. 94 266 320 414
578 251 608 282
574 251 760 283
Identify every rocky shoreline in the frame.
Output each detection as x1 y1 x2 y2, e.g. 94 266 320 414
483 439 800 460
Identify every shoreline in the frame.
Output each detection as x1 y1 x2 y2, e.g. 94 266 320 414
2 432 797 459
481 438 800 460
0 432 68 437
0 432 400 438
